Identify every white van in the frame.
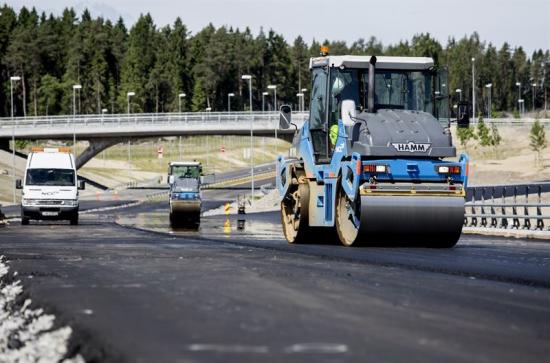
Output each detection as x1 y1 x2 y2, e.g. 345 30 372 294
16 147 85 225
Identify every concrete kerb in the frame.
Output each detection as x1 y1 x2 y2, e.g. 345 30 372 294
462 227 550 241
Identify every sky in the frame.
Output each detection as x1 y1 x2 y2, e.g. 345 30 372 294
8 0 550 54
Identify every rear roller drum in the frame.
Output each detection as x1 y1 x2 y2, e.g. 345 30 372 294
281 183 311 244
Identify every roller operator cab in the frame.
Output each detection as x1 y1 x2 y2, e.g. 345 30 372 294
17 147 85 225
168 161 202 228
277 52 469 247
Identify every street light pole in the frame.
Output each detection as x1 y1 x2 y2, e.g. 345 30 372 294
228 93 234 113
485 83 492 119
515 81 521 116
262 92 268 112
178 93 186 113
532 83 537 112
519 99 524 117
267 85 277 111
127 91 135 179
242 74 254 202
301 88 307 111
296 93 304 112
543 62 547 111
10 76 20 205
267 85 278 144
127 91 135 115
471 57 476 119
72 84 82 158
455 88 462 101
177 93 185 159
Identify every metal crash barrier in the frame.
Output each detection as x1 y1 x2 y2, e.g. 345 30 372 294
464 185 549 231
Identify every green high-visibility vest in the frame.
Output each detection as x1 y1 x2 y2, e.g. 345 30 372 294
329 123 339 145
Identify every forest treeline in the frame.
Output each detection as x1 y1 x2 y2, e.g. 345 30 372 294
0 5 548 117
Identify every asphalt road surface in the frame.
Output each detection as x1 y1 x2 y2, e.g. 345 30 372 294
1 189 550 362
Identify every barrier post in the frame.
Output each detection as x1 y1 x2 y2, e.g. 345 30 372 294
490 186 498 228
500 186 508 228
523 186 531 229
512 186 520 229
536 185 544 230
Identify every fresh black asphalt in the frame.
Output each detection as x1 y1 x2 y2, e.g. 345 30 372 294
1 197 549 362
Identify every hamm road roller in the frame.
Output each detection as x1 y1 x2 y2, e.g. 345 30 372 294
168 161 202 228
276 50 469 247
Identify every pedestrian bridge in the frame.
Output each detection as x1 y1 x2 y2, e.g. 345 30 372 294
0 111 308 168
0 111 307 139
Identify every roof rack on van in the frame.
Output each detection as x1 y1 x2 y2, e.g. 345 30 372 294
31 147 71 153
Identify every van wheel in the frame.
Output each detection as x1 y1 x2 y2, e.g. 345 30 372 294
21 217 30 225
70 213 79 225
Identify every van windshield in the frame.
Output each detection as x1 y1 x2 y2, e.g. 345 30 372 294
26 169 75 186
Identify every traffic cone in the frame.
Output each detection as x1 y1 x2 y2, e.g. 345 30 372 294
224 218 231 234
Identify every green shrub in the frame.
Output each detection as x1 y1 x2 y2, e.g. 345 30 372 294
530 120 547 166
490 123 501 147
456 126 476 149
477 116 491 147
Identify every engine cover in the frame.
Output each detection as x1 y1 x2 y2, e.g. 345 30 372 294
348 109 455 158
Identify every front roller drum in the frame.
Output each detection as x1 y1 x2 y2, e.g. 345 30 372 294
336 190 465 247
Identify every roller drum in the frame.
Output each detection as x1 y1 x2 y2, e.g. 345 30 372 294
358 195 465 245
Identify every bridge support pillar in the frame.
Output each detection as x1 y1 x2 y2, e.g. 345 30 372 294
76 138 121 169
0 139 9 152
278 133 294 143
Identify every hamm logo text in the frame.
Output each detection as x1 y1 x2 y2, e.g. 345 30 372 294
392 142 431 153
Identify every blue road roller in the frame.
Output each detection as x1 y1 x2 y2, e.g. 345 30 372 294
277 50 469 247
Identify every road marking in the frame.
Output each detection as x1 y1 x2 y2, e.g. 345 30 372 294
284 343 349 354
187 344 269 353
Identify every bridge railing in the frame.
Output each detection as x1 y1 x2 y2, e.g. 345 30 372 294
0 112 309 130
1 113 549 130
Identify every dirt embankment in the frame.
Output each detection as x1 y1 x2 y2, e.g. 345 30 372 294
453 124 550 185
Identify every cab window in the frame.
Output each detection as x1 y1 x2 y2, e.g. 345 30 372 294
309 68 328 130
171 166 200 179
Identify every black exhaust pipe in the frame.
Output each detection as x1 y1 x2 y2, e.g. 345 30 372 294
368 55 377 113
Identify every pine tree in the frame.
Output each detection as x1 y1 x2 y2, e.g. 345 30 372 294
38 74 62 115
119 13 157 113
191 79 206 111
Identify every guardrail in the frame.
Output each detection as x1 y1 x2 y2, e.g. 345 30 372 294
464 185 549 231
462 117 550 125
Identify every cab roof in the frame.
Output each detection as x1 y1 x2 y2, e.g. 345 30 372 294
310 55 434 71
169 161 201 166
28 152 74 169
